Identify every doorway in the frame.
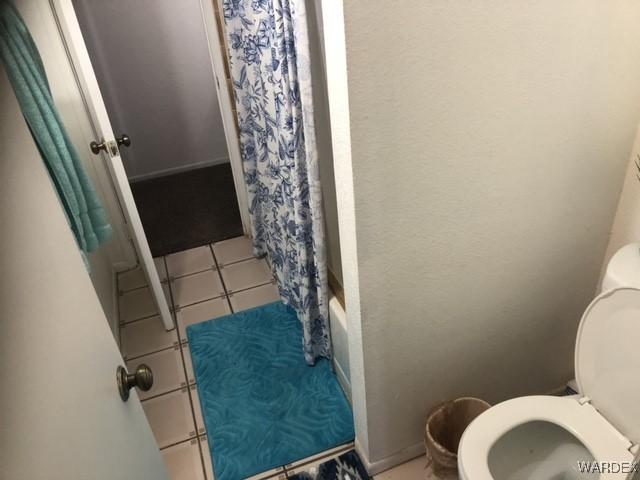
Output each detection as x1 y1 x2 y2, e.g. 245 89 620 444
71 0 247 256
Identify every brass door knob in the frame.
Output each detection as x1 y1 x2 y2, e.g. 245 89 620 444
116 134 131 148
90 140 107 155
117 364 153 401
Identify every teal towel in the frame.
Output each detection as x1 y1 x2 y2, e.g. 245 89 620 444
0 1 111 254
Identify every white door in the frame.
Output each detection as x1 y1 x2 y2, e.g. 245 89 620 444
0 67 168 480
50 0 173 331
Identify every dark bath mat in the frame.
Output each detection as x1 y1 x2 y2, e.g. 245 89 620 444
288 450 371 480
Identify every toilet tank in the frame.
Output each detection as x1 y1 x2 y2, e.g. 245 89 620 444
602 243 640 292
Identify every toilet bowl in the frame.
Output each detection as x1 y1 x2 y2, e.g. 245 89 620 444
458 286 640 480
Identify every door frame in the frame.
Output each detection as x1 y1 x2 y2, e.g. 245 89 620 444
199 0 252 236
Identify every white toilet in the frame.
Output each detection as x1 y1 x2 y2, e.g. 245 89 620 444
458 243 640 480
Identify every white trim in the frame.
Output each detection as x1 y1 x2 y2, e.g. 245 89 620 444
333 358 351 404
51 0 174 332
128 156 230 183
199 0 251 236
321 0 370 463
355 438 425 477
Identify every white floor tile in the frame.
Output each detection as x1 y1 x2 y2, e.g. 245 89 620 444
155 257 168 282
212 236 254 266
142 388 196 449
182 344 195 385
166 246 216 279
228 282 280 312
177 297 231 339
121 315 178 359
162 439 205 480
199 436 215 480
171 270 225 308
119 267 147 292
119 287 156 323
220 258 272 293
119 260 168 293
375 455 434 480
127 347 186 400
119 285 171 323
189 385 206 436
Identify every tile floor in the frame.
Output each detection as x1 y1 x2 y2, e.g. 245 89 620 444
118 236 431 480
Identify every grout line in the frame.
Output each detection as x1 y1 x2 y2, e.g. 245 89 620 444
119 279 169 296
216 254 259 268
158 435 200 452
164 268 176 314
226 291 234 313
174 291 227 312
174 296 202 457
160 255 169 283
196 434 210 480
124 343 180 362
167 265 219 283
158 434 200 452
119 283 148 295
185 382 203 449
139 382 188 403
210 244 234 313
227 279 276 296
120 312 163 326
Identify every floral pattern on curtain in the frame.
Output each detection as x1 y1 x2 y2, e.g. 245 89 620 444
222 0 330 364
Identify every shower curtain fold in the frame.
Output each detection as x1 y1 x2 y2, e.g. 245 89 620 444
222 0 330 364
0 0 112 256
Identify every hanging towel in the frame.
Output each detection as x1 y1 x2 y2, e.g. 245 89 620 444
0 0 112 254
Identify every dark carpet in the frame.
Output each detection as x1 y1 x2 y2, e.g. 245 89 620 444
130 164 243 257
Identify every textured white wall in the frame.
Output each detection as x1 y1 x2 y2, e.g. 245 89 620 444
338 0 640 468
601 127 640 279
72 0 229 180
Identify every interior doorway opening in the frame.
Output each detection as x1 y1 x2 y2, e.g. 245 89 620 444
71 0 249 257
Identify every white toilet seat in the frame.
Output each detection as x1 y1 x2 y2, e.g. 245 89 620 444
458 395 634 479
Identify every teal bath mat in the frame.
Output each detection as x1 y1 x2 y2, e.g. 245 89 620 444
187 302 354 480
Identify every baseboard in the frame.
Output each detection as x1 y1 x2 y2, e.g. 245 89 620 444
128 156 230 183
355 438 425 477
333 358 351 404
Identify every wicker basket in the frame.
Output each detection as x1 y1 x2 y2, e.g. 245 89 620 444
424 397 491 475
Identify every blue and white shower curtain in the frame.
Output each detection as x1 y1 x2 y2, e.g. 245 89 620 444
222 0 330 363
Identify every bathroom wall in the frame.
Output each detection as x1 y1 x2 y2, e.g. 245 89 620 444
18 0 136 337
72 0 229 181
601 126 640 278
326 0 640 470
